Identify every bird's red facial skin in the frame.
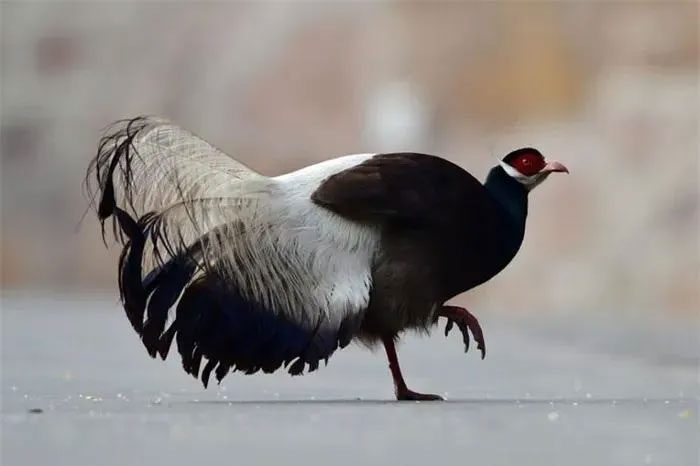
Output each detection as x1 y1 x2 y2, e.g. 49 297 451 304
509 152 546 176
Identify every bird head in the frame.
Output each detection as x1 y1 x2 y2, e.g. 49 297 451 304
499 148 569 191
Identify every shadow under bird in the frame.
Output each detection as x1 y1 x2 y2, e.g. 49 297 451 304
86 117 568 401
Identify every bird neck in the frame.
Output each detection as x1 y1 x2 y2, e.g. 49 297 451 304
484 166 528 232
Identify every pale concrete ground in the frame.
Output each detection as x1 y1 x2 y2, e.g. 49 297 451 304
1 295 698 466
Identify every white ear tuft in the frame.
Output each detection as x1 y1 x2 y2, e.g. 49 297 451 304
499 161 547 191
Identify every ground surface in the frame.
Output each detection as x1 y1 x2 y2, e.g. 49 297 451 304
1 295 698 466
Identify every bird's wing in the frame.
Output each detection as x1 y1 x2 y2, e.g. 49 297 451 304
311 152 522 309
311 152 495 227
87 117 377 385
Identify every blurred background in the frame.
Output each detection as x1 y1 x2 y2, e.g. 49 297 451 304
1 1 697 317
1 3 698 465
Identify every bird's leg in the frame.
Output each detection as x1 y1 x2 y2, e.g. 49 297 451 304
439 305 486 359
382 336 443 401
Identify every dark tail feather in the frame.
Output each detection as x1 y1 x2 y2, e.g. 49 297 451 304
157 322 178 360
201 359 217 389
85 116 151 242
215 362 231 384
114 208 147 333
97 151 121 220
141 257 198 357
175 282 207 377
190 348 203 379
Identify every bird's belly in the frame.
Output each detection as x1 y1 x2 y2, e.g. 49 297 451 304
358 255 443 340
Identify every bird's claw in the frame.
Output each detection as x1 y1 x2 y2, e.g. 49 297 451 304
441 306 486 359
458 320 471 354
444 318 454 337
445 318 471 353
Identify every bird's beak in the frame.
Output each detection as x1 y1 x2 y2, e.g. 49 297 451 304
542 160 569 174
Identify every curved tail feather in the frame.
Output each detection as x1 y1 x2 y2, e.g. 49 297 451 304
85 117 368 385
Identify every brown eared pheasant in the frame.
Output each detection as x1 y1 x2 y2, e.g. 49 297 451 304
86 117 568 401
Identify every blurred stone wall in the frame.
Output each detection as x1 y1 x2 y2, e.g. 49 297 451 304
1 2 697 315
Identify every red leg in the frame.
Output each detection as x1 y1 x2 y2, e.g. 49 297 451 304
439 305 486 359
382 336 443 401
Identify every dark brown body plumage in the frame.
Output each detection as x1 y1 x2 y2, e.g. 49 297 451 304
312 152 528 343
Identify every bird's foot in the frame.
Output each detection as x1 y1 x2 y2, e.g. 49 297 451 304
396 389 444 401
440 305 486 359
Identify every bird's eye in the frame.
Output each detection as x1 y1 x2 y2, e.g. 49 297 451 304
521 158 530 166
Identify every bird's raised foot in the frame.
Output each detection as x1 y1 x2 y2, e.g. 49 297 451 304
440 305 486 359
396 389 444 401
